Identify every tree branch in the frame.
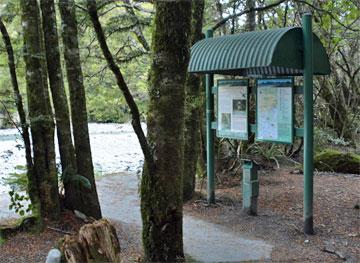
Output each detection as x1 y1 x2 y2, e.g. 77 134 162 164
212 0 286 31
87 0 155 172
120 0 150 52
295 0 359 32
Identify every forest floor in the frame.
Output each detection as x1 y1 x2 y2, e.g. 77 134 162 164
185 168 360 262
0 168 359 262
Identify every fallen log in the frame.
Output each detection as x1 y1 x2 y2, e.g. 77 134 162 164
0 216 37 240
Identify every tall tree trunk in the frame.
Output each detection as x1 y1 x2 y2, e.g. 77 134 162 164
245 0 256 32
0 18 34 204
183 0 205 202
39 0 79 210
20 0 60 221
140 1 192 261
59 0 102 219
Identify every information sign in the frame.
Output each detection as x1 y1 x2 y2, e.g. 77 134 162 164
217 79 248 140
256 78 294 144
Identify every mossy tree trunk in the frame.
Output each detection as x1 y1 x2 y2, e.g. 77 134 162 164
140 1 192 261
39 0 79 210
20 0 60 221
59 0 101 219
183 0 205 202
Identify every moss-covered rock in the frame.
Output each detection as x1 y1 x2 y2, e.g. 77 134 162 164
314 149 360 174
0 216 37 240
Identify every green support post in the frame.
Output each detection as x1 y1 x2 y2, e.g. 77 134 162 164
205 29 215 204
242 161 259 215
302 14 314 235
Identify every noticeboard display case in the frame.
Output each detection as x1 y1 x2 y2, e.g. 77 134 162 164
216 79 249 140
256 78 294 144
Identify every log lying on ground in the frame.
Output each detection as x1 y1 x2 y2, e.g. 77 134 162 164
0 216 37 240
314 149 360 174
60 219 121 263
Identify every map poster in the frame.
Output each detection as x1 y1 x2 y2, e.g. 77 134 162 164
256 78 294 144
217 79 248 140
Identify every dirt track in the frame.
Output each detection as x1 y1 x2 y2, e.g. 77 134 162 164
184 169 360 262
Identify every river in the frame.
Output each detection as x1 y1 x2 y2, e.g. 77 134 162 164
0 123 144 219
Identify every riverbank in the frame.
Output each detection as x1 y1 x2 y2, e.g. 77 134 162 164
0 123 144 220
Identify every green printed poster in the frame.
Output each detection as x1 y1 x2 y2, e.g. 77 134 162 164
256 78 294 144
217 79 249 140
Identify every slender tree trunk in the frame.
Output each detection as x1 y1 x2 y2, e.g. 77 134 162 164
183 0 205 202
59 0 101 219
0 18 33 203
215 0 227 35
39 0 79 210
20 0 60 221
86 0 154 172
241 0 256 153
140 1 192 261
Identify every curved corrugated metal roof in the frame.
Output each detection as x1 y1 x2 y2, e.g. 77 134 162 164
189 27 330 76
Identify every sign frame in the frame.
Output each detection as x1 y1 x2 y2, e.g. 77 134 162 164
255 77 294 144
216 79 249 140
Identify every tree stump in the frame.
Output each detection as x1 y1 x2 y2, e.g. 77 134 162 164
61 219 121 263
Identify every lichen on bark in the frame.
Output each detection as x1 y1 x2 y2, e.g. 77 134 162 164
183 0 205 202
59 0 102 219
39 0 79 211
140 0 192 261
20 0 60 221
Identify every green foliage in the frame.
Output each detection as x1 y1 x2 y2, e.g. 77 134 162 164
314 149 360 174
3 165 32 216
0 0 27 129
79 1 152 124
247 142 283 168
314 128 351 152
8 189 32 216
3 165 28 191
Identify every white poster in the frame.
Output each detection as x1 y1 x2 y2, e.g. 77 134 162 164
217 80 248 140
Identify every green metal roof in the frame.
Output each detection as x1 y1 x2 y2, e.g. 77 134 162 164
188 27 330 76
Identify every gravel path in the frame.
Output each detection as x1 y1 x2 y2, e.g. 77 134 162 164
97 172 273 262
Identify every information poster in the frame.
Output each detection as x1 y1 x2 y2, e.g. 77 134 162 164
256 78 294 144
217 79 248 140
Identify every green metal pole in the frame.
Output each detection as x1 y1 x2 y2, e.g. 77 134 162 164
302 14 314 235
205 29 215 204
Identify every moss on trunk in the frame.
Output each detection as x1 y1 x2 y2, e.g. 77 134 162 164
183 0 205 202
59 0 101 219
20 0 60 221
39 0 79 210
140 1 192 261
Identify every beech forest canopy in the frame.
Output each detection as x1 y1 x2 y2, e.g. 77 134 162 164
0 0 358 142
